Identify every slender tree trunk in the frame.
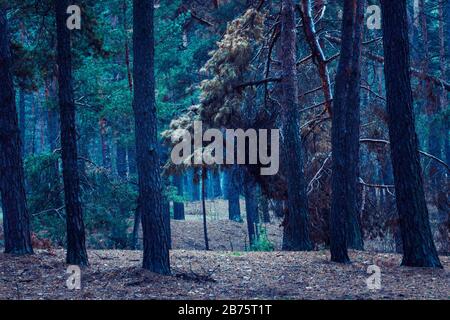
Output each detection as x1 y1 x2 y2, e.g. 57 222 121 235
127 144 137 176
260 194 270 223
280 0 312 251
244 171 259 247
37 90 46 153
116 141 127 178
173 174 185 220
99 117 112 170
192 171 200 201
46 76 60 153
30 93 36 155
380 0 442 268
201 168 210 250
123 0 133 92
0 7 33 255
330 0 365 263
18 89 26 156
133 0 170 274
113 139 128 249
212 169 222 198
55 0 88 266
131 210 141 250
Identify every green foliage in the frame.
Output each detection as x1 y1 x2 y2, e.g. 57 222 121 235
250 226 275 252
24 153 138 248
25 153 65 245
80 168 137 249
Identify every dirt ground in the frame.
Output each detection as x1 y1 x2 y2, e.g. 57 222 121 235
0 200 448 300
0 249 448 300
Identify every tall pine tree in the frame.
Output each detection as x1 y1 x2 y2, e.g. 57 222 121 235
133 0 171 274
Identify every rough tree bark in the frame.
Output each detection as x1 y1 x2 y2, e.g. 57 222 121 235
55 0 88 266
280 0 312 251
330 0 365 263
133 0 170 274
380 0 442 268
0 7 33 255
437 0 449 255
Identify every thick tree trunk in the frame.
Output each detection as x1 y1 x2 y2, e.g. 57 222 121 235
173 174 185 220
0 8 33 255
437 0 449 255
224 165 242 222
330 0 365 263
133 0 170 274
55 0 88 266
380 0 442 268
280 0 312 251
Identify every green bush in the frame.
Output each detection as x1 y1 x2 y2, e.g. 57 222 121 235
250 226 275 252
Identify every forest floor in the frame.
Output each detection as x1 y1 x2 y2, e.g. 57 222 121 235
0 200 448 300
0 249 448 300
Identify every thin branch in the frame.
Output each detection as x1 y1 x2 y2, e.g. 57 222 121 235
360 138 450 172
235 77 281 89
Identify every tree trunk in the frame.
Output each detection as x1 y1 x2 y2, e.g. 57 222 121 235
330 0 365 263
99 118 112 170
116 141 127 178
18 89 26 156
46 76 60 153
212 169 222 198
127 144 137 176
0 7 33 255
260 194 270 224
131 210 141 250
224 165 242 222
380 0 442 268
173 174 185 220
55 0 88 266
192 169 200 201
133 0 170 274
201 168 210 250
437 0 449 255
244 171 259 247
280 0 312 251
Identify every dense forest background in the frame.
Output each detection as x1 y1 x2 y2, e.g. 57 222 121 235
0 0 448 300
